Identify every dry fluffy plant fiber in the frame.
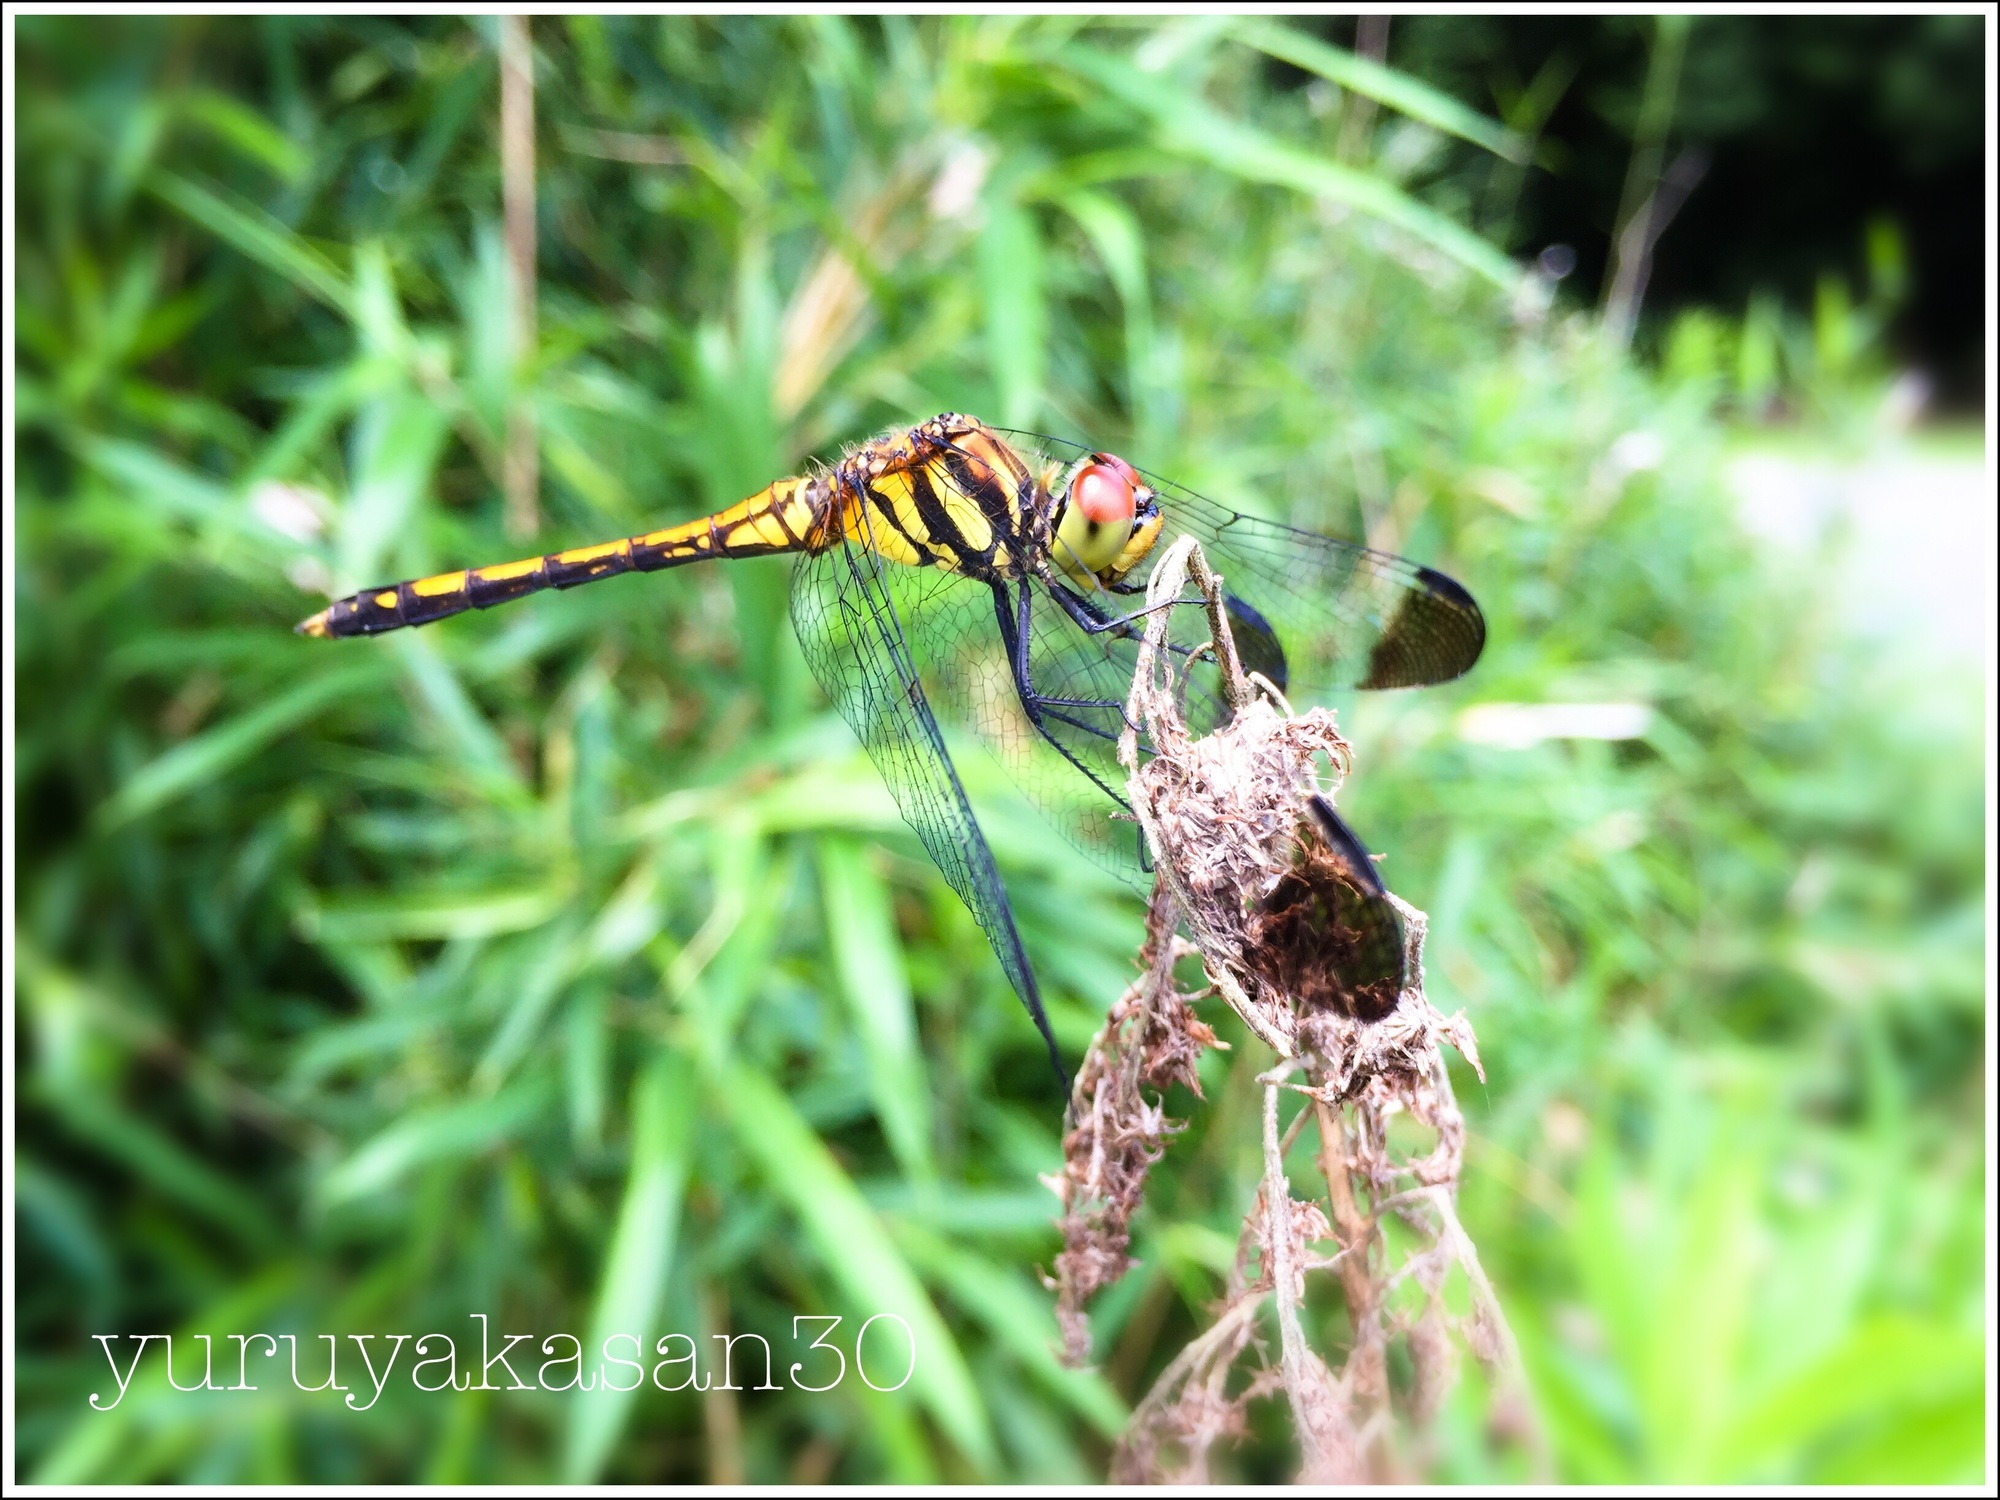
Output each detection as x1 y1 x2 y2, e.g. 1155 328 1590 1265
1045 536 1544 1482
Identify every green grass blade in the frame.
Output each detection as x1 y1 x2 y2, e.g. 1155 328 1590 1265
1712 1316 1985 1478
298 880 574 944
894 1221 1127 1438
1058 44 1520 289
316 1078 553 1207
817 837 935 1183
1057 188 1160 428
31 1083 282 1252
146 169 352 314
333 390 452 589
565 1051 700 1481
979 190 1047 430
1640 1136 1760 1480
181 89 310 182
387 630 529 794
1232 20 1526 161
97 663 382 828
718 1060 997 1470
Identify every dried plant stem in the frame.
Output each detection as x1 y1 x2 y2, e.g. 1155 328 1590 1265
698 1283 746 1484
1316 1095 1389 1411
1115 1292 1265 1451
1335 15 1393 164
1261 1066 1328 1474
1057 533 1544 1481
1118 533 1293 1062
1048 883 1212 1366
500 14 539 539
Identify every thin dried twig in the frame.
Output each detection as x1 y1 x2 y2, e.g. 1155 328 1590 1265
499 14 539 539
1053 534 1544 1481
1046 883 1215 1367
1260 1060 1332 1475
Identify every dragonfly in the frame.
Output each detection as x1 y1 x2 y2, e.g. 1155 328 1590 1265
297 413 1485 1086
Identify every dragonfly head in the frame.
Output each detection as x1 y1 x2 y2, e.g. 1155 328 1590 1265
1052 451 1163 590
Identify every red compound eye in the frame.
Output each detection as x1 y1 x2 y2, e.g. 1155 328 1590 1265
1093 452 1138 483
1071 460 1137 526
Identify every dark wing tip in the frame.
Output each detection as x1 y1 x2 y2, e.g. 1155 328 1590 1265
1305 795 1389 899
1305 796 1407 1017
1419 563 1488 676
1224 592 1288 694
1359 564 1487 689
1245 795 1406 1020
1416 562 1479 613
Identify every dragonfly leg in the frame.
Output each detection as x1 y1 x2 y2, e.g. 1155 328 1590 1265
1050 580 1278 690
1048 580 1190 639
1049 581 1226 721
1033 584 1172 739
1047 580 1214 680
991 581 1134 810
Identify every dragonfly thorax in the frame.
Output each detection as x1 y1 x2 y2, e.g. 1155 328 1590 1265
820 415 1037 579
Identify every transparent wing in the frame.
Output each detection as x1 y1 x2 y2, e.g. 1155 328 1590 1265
895 570 1413 1021
855 558 1275 896
789 530 1068 1087
1000 429 1488 693
924 576 1141 883
876 567 1240 893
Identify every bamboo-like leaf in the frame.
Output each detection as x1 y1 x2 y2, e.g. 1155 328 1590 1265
1712 1317 1985 1478
97 663 382 828
335 390 451 590
1056 188 1158 430
979 191 1047 430
894 1222 1127 1437
718 1060 996 1470
298 880 573 944
75 434 257 541
817 837 935 1182
565 1051 699 1481
146 169 352 314
181 89 310 181
317 1078 553 1206
387 630 528 793
32 1082 283 1251
1639 1136 1760 1480
241 357 398 489
1232 20 1525 161
350 240 413 361
1815 1393 1985 1484
1058 44 1520 288
472 918 584 1090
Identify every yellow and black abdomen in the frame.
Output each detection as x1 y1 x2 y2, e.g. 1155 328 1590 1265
297 477 822 638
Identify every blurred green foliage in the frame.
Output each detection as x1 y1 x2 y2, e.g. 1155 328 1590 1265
13 15 1985 1484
